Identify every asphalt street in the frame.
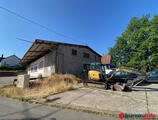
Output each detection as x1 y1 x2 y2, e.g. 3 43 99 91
0 96 117 120
0 77 116 120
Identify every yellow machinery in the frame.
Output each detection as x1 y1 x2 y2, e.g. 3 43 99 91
87 63 105 81
87 64 134 81
88 70 104 80
117 68 133 73
84 64 147 91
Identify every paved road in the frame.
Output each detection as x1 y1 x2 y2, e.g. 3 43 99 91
0 96 116 120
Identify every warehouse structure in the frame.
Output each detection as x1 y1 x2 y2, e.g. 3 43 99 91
21 39 101 78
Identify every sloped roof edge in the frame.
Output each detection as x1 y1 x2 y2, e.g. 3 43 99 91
21 39 101 64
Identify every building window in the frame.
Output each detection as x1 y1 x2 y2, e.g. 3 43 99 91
95 56 96 61
31 67 34 72
34 65 37 72
30 64 38 72
83 53 89 59
39 61 44 69
72 49 77 56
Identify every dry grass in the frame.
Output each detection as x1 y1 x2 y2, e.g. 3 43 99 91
0 74 82 100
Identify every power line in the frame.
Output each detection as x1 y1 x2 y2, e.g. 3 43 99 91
0 5 87 45
16 38 33 43
17 38 57 53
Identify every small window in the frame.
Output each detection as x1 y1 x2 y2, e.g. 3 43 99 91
31 67 34 72
30 65 38 72
39 61 44 69
95 56 96 61
83 53 89 59
72 49 77 56
34 65 37 72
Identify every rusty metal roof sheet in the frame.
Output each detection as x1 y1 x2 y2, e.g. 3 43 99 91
101 54 112 64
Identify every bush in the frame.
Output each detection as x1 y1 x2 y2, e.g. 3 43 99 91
0 64 10 70
0 64 26 71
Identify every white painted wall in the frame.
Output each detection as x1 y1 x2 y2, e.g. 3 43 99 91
28 52 56 78
28 56 45 78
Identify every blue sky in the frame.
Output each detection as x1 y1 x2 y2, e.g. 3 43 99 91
0 0 158 58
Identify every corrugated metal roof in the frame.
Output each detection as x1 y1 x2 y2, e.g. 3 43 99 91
101 54 112 64
21 39 101 64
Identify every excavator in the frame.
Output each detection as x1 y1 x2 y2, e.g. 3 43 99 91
84 63 147 91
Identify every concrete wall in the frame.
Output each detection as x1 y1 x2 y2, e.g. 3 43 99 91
57 45 100 75
28 45 101 77
28 51 56 78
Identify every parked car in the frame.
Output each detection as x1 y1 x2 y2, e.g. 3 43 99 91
147 71 158 82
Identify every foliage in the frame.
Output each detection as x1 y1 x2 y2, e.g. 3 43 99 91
109 14 158 72
0 64 26 71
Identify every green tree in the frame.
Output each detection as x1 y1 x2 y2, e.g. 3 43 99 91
109 14 158 72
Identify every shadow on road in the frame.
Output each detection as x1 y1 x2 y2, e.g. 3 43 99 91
0 103 40 118
0 88 95 119
0 100 57 120
46 97 60 103
133 86 158 92
137 82 151 86
37 88 95 119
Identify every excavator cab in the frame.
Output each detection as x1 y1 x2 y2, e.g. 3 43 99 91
88 63 106 81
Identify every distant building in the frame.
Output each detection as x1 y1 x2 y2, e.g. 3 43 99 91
0 55 21 67
21 39 101 78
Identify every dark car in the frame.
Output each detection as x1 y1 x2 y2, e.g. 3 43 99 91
147 71 158 82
